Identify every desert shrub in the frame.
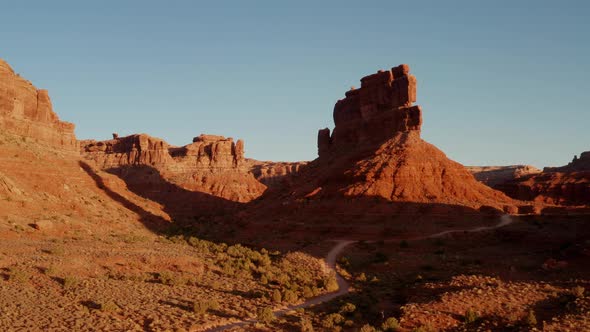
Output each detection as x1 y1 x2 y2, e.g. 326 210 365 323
8 268 29 283
48 246 65 255
283 289 298 304
157 271 186 286
572 286 585 298
193 300 209 315
381 317 400 331
356 272 367 282
299 316 314 332
321 313 345 328
158 271 175 285
360 324 377 332
99 300 119 312
324 274 339 292
208 299 220 310
257 306 275 324
302 286 314 298
62 275 79 290
525 310 537 326
464 308 478 324
271 289 282 303
43 265 58 276
339 302 356 315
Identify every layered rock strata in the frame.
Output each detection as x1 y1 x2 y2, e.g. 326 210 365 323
0 59 77 151
81 134 265 203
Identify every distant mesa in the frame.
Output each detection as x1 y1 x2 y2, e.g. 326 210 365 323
0 58 77 151
467 165 542 187
318 64 421 157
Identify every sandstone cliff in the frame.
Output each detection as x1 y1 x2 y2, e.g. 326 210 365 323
81 133 266 203
0 59 77 151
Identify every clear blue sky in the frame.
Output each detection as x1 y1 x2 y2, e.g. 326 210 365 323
2 1 588 167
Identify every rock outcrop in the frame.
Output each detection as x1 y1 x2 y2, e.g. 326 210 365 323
278 64 518 212
81 133 265 203
495 152 590 206
0 59 77 151
467 165 542 187
544 151 590 173
318 64 421 157
249 161 308 187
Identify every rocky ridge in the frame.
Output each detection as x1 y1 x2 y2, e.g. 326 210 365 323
467 165 542 187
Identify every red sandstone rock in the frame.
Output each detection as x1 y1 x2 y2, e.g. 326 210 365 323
491 151 590 206
324 64 421 157
286 64 517 211
81 133 266 203
466 165 542 187
248 160 308 188
0 59 78 151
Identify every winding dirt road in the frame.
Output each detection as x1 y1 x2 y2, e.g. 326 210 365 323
205 215 514 331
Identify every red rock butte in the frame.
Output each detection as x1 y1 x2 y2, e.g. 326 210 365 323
278 64 520 213
318 64 421 156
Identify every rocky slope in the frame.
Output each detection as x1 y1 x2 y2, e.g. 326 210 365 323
267 65 517 214
0 59 77 151
0 60 172 234
467 165 541 187
495 152 590 206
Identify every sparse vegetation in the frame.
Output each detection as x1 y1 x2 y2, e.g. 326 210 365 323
257 306 274 324
381 317 400 331
62 275 79 290
360 324 377 332
525 309 537 326
8 267 29 283
271 289 282 303
99 300 119 312
464 308 478 324
321 313 345 328
192 299 218 315
299 316 314 332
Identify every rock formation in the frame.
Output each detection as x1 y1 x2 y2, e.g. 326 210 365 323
495 151 590 206
248 161 308 187
0 59 77 151
544 151 590 173
274 64 518 213
467 165 542 187
318 65 421 156
81 133 266 203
